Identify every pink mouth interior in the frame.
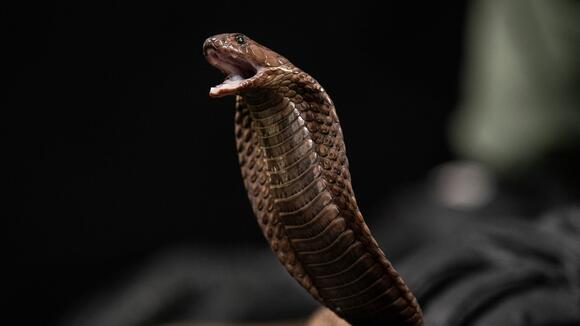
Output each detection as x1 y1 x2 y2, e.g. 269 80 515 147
205 48 256 97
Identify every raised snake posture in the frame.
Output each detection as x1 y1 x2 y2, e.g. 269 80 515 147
203 33 423 325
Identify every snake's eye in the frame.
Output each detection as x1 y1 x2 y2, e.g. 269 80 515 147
235 34 245 45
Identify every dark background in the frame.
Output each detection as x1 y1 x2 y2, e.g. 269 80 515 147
4 1 467 325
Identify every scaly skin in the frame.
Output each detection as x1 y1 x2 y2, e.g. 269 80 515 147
203 33 423 325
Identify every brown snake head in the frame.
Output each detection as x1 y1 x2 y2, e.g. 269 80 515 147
203 33 291 97
204 33 423 325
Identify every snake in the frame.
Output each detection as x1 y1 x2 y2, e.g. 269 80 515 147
203 33 423 326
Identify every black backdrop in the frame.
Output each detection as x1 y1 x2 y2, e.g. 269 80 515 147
4 1 467 324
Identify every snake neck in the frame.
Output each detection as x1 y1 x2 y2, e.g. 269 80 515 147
241 89 316 198
236 84 423 326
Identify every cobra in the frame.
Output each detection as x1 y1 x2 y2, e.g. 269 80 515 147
203 33 423 325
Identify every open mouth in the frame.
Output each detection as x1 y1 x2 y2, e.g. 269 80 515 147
204 47 258 97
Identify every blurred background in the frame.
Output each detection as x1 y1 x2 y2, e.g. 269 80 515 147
3 0 579 325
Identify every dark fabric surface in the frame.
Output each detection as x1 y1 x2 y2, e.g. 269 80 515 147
61 174 580 325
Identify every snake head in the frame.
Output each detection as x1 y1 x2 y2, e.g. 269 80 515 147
203 33 290 97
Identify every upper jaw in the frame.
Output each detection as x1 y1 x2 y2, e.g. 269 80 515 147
203 42 259 98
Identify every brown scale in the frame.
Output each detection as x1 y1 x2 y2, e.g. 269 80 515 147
205 33 423 325
236 86 421 325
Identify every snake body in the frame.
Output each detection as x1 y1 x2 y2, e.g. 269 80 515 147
204 33 423 325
